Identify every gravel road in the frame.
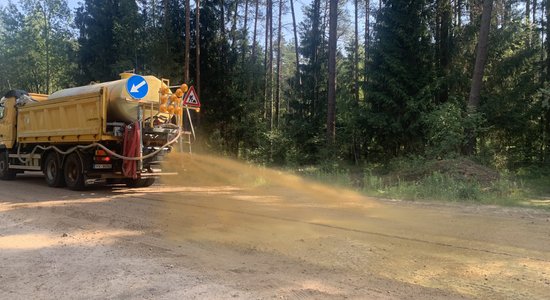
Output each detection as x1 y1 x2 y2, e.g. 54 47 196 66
1 167 549 299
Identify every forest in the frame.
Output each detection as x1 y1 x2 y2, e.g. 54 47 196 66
1 0 549 203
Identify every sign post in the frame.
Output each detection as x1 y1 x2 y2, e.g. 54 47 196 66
180 86 200 153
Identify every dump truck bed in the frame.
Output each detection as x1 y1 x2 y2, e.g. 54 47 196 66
16 89 115 143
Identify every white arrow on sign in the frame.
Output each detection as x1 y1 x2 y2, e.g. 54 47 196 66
130 80 146 93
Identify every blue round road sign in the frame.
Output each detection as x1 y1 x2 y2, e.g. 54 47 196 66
126 75 149 99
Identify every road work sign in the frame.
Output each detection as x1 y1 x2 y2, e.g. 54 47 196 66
126 75 149 99
182 86 201 107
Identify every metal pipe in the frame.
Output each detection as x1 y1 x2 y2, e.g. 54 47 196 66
138 105 143 171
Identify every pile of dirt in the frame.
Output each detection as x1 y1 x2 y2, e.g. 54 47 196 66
388 158 500 186
431 159 500 184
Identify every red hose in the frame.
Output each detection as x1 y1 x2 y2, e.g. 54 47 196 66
122 121 140 179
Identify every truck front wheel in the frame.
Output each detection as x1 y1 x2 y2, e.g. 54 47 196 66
64 153 85 190
44 152 66 187
0 151 16 180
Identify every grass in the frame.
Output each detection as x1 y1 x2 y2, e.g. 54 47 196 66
295 158 550 209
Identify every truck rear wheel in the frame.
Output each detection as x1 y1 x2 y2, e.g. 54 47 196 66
64 153 85 190
126 178 155 188
44 152 66 187
0 151 16 180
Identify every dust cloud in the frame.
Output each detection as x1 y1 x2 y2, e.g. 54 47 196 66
159 152 375 208
156 152 383 261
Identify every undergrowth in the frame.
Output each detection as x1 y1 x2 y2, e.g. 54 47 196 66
295 157 550 209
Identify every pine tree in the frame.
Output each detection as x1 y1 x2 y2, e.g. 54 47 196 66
75 0 140 83
366 0 434 156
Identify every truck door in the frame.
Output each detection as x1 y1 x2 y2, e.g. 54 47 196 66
0 98 16 149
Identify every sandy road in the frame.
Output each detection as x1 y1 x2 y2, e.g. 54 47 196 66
1 172 549 299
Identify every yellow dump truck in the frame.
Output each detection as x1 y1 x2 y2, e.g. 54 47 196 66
0 73 191 190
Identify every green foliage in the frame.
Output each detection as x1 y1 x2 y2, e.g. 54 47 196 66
75 0 140 83
141 0 186 81
365 0 435 158
0 0 76 94
478 17 543 168
282 0 328 164
197 0 265 158
423 101 464 158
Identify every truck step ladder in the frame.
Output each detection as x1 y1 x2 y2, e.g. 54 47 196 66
178 107 195 154
181 131 193 153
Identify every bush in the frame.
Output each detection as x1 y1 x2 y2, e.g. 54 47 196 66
423 102 464 158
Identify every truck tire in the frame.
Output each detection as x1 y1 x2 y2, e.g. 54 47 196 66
142 178 155 187
44 152 66 187
126 178 155 188
0 151 16 180
64 153 85 190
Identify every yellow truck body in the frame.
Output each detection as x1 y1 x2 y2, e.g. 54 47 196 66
17 91 109 144
0 74 181 190
16 89 157 144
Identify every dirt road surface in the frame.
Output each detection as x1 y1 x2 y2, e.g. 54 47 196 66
1 167 550 299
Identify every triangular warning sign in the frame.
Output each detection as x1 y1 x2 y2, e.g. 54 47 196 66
182 86 201 108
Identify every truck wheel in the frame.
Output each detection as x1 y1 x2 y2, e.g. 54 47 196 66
44 152 66 187
141 178 155 187
64 153 85 190
0 151 16 180
125 178 155 188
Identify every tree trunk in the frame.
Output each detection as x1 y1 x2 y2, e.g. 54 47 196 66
533 0 537 23
353 0 359 103
527 0 531 25
312 0 321 117
264 0 269 119
437 0 451 104
327 0 337 145
503 0 512 26
546 0 550 83
264 0 273 129
290 0 301 86
252 0 259 61
544 0 550 161
323 0 330 45
196 0 201 96
465 0 493 155
268 0 273 131
242 0 249 61
364 0 369 102
38 1 51 94
220 0 226 39
230 0 239 50
275 0 283 128
457 0 462 27
533 0 537 46
185 0 191 83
